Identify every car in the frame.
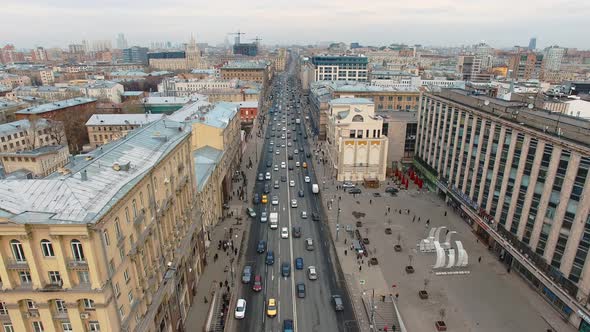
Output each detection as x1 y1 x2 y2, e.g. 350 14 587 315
281 144 285 148
385 187 399 194
288 154 293 160
274 165 279 171
287 142 292 147
306 152 311 158
296 283 306 298
294 149 299 154
372 192 381 197
266 251 275 265
305 238 314 251
270 141 274 145
289 180 295 187
271 195 279 205
247 208 256 218
298 190 304 197
235 299 246 319
349 188 362 194
268 146 274 153
283 319 294 332
281 162 286 169
307 266 318 280
295 257 303 270
281 262 291 277
266 160 272 167
258 173 264 181
267 298 277 317
342 182 355 188
264 183 270 194
252 275 262 292
332 295 344 311
288 164 294 170
292 226 301 238
275 150 280 155
295 161 300 167
261 195 268 204
282 127 286 131
311 212 320 221
274 180 280 189
291 199 298 208
260 211 268 223
257 240 267 253
242 265 252 284
300 211 307 219
304 176 311 183
302 162 307 168
281 175 287 182
253 193 260 204
281 227 289 239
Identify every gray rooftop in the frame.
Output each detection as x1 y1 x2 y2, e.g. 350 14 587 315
170 101 238 129
0 118 190 224
193 145 223 192
0 119 51 136
222 60 269 70
16 98 96 115
330 97 374 106
0 145 66 157
86 113 163 126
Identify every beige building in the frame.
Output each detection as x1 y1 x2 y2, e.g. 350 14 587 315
157 78 238 97
0 73 32 88
220 61 271 87
326 98 388 182
0 118 66 154
0 118 204 332
416 89 590 330
0 145 69 178
85 114 163 148
9 86 84 102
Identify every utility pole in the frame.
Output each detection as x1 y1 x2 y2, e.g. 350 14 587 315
336 199 341 241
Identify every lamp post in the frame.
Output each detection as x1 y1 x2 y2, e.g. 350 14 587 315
336 199 341 242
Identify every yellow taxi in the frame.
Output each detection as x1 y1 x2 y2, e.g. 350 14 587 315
302 162 308 169
261 195 268 204
266 298 277 317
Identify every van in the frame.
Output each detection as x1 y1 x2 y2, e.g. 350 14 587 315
332 295 344 311
305 238 314 251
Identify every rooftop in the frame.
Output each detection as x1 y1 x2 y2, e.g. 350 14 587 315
0 98 27 110
0 119 51 135
86 113 164 126
0 145 66 157
15 97 96 115
0 118 190 224
232 101 258 108
221 60 269 70
170 100 238 129
109 71 148 77
330 97 374 106
193 145 223 192
121 91 144 97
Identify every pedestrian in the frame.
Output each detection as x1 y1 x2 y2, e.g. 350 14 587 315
418 217 421 222
359 265 362 271
219 281 223 288
388 206 391 213
369 199 372 205
395 293 399 300
399 210 401 214
344 250 347 256
412 216 415 222
444 211 447 216
478 256 482 263
234 248 238 256
344 238 347 245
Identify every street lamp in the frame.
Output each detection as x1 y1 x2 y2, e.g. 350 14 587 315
336 199 341 242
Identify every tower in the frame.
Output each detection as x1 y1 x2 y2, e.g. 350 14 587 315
186 34 203 69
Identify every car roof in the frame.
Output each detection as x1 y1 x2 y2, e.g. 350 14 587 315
237 299 246 305
268 298 276 304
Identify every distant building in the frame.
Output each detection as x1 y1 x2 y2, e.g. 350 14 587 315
508 52 544 80
0 118 66 154
122 46 149 64
79 80 124 103
148 51 187 71
543 45 566 72
377 110 418 166
86 113 164 148
0 145 69 178
233 43 258 56
0 98 28 124
528 37 537 50
157 78 239 97
0 72 31 88
220 61 271 86
311 55 368 82
326 98 388 182
456 55 492 82
116 33 128 49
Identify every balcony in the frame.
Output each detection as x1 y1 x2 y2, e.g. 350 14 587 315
6 259 29 270
40 281 63 292
133 209 146 226
0 313 10 322
53 310 69 320
67 260 89 271
23 309 40 319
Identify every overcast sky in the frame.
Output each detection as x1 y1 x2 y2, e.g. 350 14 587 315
2 0 590 49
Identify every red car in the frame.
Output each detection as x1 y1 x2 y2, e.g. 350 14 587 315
252 275 262 292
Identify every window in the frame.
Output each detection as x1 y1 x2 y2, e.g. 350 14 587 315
82 299 95 310
3 324 14 332
108 260 115 276
71 240 85 261
114 283 120 297
0 302 7 315
352 115 364 122
26 300 37 309
103 230 110 246
10 240 25 262
115 220 121 238
78 271 90 284
125 208 130 223
124 270 130 284
55 300 67 313
32 322 44 332
118 305 125 319
119 247 125 260
19 271 32 284
61 323 73 332
132 200 137 218
89 322 100 331
40 240 54 257
48 271 61 284
128 291 134 303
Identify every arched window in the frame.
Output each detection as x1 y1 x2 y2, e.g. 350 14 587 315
132 200 137 218
41 239 55 257
71 240 85 262
10 240 25 262
352 115 364 122
125 207 130 223
81 298 95 309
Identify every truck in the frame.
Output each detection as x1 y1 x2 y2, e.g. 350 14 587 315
269 212 279 229
312 184 319 194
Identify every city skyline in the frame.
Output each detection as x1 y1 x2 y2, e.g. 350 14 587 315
2 0 590 49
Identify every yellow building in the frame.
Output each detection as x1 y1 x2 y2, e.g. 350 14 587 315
327 98 389 182
85 114 163 148
0 118 204 332
0 145 69 178
220 61 271 87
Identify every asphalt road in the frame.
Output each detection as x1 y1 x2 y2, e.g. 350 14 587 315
235 56 359 332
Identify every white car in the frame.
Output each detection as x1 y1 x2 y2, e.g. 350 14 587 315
272 196 279 205
282 127 286 131
260 211 268 222
301 211 307 219
304 176 311 183
235 299 246 319
281 227 289 239
287 142 292 147
275 150 280 155
291 199 298 208
295 162 300 167
342 181 355 188
281 144 286 148
281 162 286 169
270 141 274 145
265 172 272 180
289 180 295 187
274 165 279 171
294 149 299 154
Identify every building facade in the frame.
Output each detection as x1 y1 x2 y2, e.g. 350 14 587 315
219 61 270 87
85 114 164 148
508 52 544 80
416 89 590 330
326 98 388 182
0 145 69 178
0 118 204 332
311 55 368 82
122 47 149 65
377 111 418 166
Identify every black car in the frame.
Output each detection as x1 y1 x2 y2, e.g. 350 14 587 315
348 188 362 194
296 283 306 298
266 251 275 265
281 175 287 182
257 240 267 253
288 154 293 160
385 187 399 194
311 213 320 221
288 164 294 170
264 184 271 194
253 193 261 204
281 262 291 277
293 226 302 238
267 160 272 167
298 190 304 197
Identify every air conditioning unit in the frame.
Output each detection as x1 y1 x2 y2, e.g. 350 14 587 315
80 312 90 319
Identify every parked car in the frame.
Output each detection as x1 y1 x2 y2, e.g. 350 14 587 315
247 208 256 218
348 188 362 194
253 193 260 204
342 181 355 188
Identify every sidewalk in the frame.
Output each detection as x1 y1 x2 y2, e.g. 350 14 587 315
184 113 267 331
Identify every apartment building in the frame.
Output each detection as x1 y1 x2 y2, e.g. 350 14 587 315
157 78 239 97
10 86 84 102
219 61 272 87
0 119 66 154
0 99 28 124
311 55 368 82
0 72 32 88
85 114 164 148
79 81 124 104
508 52 544 80
0 118 203 332
415 89 590 330
326 98 388 182
0 145 69 178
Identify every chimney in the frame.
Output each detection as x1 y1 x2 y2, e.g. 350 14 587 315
81 169 88 181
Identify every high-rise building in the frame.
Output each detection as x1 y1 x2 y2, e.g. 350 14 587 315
416 89 590 330
456 55 492 82
528 37 537 51
473 43 494 70
543 45 566 72
122 46 149 64
311 55 369 82
186 35 204 69
116 33 128 49
508 52 544 80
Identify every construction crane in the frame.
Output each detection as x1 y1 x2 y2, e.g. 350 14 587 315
250 37 262 45
227 31 245 45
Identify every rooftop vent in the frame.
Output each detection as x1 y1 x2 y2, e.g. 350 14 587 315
80 169 88 181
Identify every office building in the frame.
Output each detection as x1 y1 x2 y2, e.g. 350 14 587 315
326 98 388 182
529 37 537 51
233 43 258 56
85 113 164 148
122 47 149 64
543 46 566 72
0 118 203 332
415 89 590 330
148 51 187 71
116 33 128 50
456 55 492 82
157 78 239 97
311 55 368 82
377 110 418 166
